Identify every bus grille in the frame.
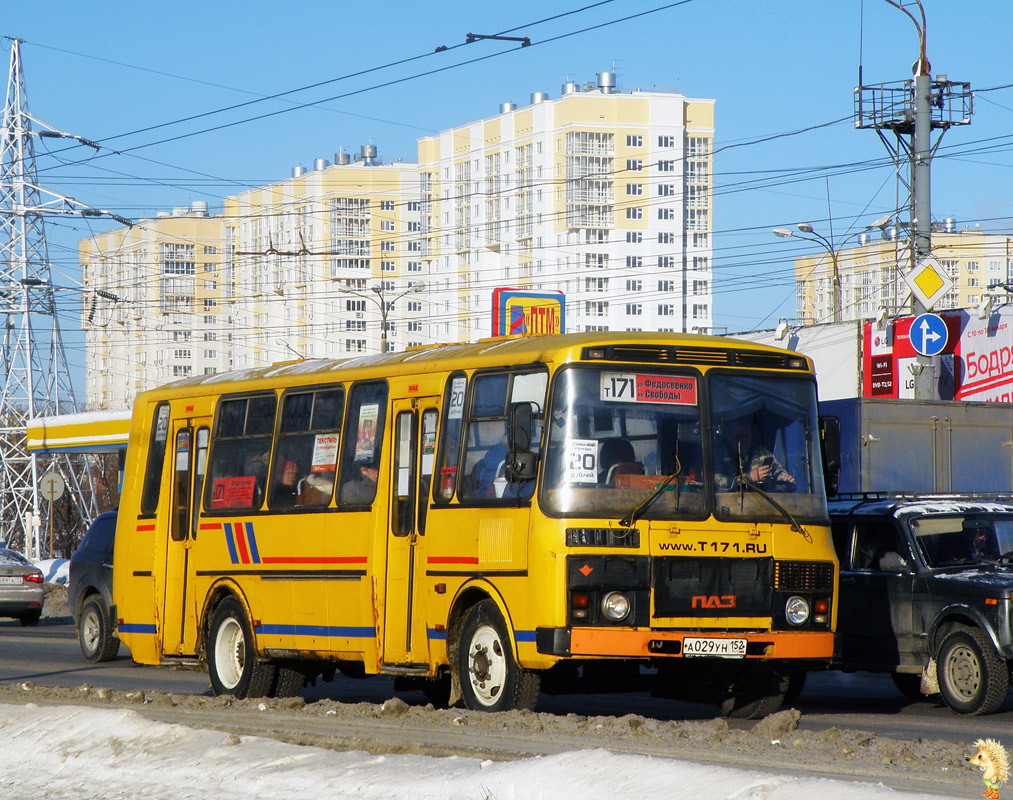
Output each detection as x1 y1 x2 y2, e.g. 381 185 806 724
566 528 640 547
582 345 807 370
773 560 834 592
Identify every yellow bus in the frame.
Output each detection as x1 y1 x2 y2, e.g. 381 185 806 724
113 331 840 718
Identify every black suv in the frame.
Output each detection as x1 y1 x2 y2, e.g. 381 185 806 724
68 511 119 662
829 495 1013 715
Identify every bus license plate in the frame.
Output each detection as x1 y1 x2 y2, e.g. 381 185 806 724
682 637 747 658
0 576 21 585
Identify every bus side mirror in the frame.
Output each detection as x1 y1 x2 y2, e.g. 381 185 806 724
819 415 841 498
508 402 537 482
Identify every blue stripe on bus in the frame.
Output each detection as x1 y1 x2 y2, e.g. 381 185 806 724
427 628 447 640
244 521 261 564
255 624 376 638
118 623 157 634
224 523 239 564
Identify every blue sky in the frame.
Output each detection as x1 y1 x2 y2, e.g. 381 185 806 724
5 1 1011 385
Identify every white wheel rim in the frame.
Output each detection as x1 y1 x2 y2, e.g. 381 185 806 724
467 623 507 707
214 616 246 690
81 608 100 653
945 644 981 700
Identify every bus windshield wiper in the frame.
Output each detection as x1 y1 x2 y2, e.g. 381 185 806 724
619 468 681 528
734 469 812 544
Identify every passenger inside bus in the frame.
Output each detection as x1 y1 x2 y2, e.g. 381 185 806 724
340 463 379 505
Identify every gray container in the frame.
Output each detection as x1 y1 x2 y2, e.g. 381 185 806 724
821 397 1013 494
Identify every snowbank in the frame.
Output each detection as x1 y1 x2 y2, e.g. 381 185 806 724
0 703 965 800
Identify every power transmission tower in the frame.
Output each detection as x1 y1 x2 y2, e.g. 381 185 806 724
0 38 127 555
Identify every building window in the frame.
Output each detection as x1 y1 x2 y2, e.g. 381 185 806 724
658 160 676 172
658 135 676 147
626 279 642 291
626 135 643 147
626 231 642 244
658 304 675 316
381 241 395 252
658 256 675 269
625 207 643 220
658 280 675 292
626 256 643 268
625 304 642 316
381 260 396 272
658 184 676 196
658 208 675 220
626 184 643 196
380 220 395 232
379 200 395 211
626 159 643 171
658 232 675 244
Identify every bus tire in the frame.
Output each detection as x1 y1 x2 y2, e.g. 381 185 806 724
271 665 306 698
714 664 788 720
78 596 120 662
937 628 1008 715
208 597 276 699
457 600 539 712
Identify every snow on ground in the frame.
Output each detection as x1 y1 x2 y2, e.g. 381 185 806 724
36 557 69 585
0 703 966 800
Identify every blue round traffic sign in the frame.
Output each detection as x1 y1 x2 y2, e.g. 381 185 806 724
911 313 948 356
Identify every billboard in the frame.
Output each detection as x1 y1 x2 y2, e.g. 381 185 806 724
491 289 565 337
862 308 1013 401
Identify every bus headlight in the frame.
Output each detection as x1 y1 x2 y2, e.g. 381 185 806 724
785 595 810 626
601 591 631 622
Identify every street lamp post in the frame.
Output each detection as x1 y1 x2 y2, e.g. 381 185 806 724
338 281 425 354
773 215 891 324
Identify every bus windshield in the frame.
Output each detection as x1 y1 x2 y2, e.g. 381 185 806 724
541 367 706 518
710 373 826 523
540 367 826 522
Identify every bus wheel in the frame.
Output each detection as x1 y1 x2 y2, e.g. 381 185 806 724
713 664 788 719
457 600 539 712
208 597 276 699
271 665 306 698
937 628 1008 715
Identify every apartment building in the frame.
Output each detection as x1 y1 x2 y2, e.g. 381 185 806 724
222 149 424 368
794 228 1013 324
418 72 714 341
79 203 225 409
80 74 715 405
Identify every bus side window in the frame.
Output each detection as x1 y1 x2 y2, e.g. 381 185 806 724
460 369 546 501
435 373 466 502
269 387 343 509
140 403 171 515
204 394 277 512
337 382 388 507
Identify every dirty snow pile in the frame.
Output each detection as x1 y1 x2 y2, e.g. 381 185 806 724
0 703 967 800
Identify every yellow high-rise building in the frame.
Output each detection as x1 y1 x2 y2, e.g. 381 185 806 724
793 228 1013 324
79 203 224 409
223 149 423 368
418 73 714 341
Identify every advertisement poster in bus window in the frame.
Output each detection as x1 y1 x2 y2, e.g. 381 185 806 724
311 434 339 472
354 404 378 461
211 476 256 508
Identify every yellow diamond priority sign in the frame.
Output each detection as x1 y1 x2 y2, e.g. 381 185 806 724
901 255 953 310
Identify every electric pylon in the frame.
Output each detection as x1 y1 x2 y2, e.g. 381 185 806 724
0 38 125 555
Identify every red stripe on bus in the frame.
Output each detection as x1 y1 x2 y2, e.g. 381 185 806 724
261 556 368 565
136 525 156 532
234 523 250 564
199 522 223 530
427 556 479 565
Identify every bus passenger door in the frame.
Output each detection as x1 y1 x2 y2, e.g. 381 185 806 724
161 418 209 656
382 398 438 666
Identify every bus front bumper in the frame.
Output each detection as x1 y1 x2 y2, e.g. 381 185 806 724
535 627 834 660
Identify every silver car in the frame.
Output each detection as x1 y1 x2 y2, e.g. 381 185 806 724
0 545 44 626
